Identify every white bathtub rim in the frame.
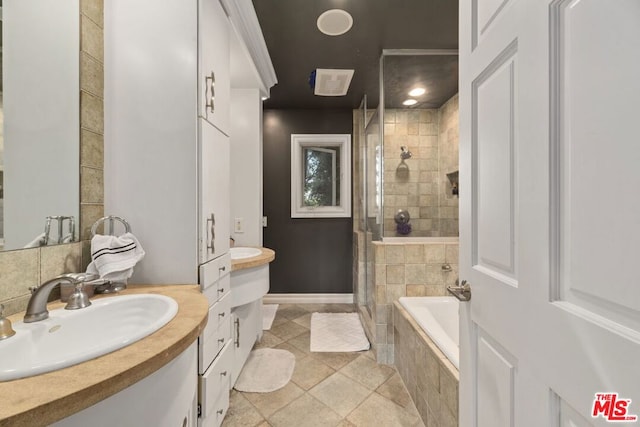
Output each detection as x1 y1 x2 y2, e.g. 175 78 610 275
398 296 459 370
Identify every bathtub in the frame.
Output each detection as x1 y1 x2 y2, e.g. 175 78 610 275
398 296 459 369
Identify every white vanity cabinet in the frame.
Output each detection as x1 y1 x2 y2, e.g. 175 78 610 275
105 0 230 284
199 256 233 427
53 343 199 427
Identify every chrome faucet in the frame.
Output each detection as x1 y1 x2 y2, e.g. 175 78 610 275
24 273 108 323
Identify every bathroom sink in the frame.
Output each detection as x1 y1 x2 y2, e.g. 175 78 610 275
230 247 262 260
0 294 178 381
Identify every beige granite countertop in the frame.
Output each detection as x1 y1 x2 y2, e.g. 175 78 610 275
231 247 275 272
0 284 208 427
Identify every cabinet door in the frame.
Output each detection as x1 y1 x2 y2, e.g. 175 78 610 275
198 0 230 134
199 120 230 264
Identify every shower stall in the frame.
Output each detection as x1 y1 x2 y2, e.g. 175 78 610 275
354 50 460 363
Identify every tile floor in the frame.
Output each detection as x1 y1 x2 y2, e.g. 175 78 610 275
222 304 424 427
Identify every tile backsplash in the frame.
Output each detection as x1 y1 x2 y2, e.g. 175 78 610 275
0 0 104 316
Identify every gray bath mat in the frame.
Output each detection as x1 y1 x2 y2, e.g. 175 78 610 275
234 348 295 393
310 312 370 352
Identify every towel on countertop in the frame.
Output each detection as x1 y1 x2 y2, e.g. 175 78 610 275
86 232 145 282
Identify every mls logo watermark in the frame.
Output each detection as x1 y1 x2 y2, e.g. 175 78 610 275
592 393 638 422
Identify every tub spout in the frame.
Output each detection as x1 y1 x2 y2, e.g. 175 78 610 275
447 279 471 301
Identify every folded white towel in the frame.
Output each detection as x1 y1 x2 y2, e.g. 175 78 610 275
86 232 145 282
23 233 47 248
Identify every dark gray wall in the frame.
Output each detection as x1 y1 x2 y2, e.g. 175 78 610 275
263 109 353 294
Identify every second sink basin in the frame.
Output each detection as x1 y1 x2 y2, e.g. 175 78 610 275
0 294 178 382
230 247 262 260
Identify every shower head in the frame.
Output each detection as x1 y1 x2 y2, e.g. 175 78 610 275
400 146 412 160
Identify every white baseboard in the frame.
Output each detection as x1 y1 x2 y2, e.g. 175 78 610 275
262 293 354 304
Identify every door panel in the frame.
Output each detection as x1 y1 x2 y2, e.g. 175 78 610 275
550 0 640 327
472 41 518 284
477 330 516 427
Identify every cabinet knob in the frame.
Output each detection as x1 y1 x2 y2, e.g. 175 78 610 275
218 288 225 294
219 266 226 272
216 409 224 415
218 312 225 318
218 337 225 344
220 371 227 377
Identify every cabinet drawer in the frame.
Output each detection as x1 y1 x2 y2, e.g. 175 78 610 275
200 253 231 294
199 293 231 373
216 274 230 301
199 342 232 425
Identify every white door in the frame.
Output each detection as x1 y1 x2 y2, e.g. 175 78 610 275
459 1 640 426
199 119 230 264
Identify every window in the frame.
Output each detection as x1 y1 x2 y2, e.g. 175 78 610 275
291 134 351 218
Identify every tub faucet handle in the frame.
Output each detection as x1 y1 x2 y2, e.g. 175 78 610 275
447 279 471 301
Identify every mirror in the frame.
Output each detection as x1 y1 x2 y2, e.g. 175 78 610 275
291 134 351 218
0 0 80 251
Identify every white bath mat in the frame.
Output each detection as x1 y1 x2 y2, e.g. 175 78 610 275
262 304 279 330
310 312 370 352
234 348 295 393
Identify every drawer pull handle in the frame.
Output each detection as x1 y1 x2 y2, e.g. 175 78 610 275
218 312 225 318
217 409 224 415
220 371 227 377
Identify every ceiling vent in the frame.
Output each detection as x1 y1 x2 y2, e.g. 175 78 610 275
317 9 353 36
313 69 355 96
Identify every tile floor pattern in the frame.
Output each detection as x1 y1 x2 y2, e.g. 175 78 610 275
222 304 425 427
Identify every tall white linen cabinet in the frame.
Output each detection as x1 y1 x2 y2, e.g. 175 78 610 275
105 1 276 425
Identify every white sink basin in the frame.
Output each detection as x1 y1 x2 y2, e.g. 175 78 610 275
0 294 178 381
230 247 262 260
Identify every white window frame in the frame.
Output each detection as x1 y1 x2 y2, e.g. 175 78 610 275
291 134 351 218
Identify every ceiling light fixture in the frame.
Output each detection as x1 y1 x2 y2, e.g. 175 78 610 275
317 9 353 36
403 99 418 106
409 87 426 97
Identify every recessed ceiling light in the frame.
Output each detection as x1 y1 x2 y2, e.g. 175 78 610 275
409 87 426 97
403 99 418 106
317 9 353 36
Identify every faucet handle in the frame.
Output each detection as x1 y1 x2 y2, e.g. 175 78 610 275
0 304 17 340
65 283 92 310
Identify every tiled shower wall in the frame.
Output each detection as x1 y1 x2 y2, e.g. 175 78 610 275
0 0 105 316
370 241 458 364
383 95 459 237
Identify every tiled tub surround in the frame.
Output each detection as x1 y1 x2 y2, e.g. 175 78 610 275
366 240 458 364
394 301 459 427
0 0 105 316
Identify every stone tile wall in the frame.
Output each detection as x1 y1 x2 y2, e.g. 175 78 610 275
0 0 104 316
369 240 458 364
382 96 459 237
394 301 458 426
